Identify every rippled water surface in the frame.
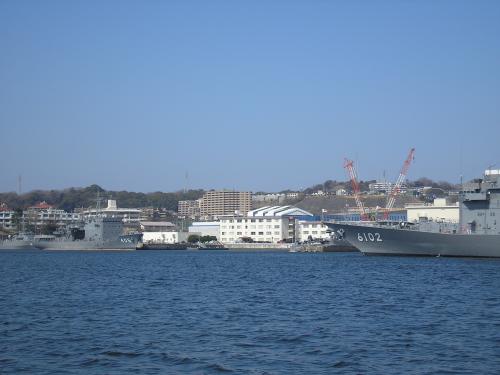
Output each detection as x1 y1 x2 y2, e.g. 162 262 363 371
1 250 500 374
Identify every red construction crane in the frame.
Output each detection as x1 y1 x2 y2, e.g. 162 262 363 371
383 148 415 220
344 158 369 221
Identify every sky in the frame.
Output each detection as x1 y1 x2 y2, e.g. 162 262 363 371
1 0 499 193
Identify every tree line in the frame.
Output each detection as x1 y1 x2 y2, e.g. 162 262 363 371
0 184 205 212
301 178 459 195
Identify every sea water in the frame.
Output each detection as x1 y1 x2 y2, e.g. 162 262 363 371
1 250 499 374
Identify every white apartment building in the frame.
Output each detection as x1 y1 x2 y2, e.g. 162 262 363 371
219 206 313 244
0 209 15 230
178 199 201 218
369 181 408 194
252 193 285 203
24 201 81 229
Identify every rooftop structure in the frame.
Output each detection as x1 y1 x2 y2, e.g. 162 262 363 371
405 198 459 223
247 205 313 217
83 200 141 223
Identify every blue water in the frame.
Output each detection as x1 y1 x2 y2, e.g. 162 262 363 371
1 251 500 374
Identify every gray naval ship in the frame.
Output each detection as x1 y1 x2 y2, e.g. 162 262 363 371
325 169 500 257
0 233 36 250
34 216 142 250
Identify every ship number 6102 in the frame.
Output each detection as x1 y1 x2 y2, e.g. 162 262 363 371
357 232 382 242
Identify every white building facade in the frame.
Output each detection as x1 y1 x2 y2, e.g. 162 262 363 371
296 221 330 242
24 202 81 229
219 206 313 244
0 209 15 230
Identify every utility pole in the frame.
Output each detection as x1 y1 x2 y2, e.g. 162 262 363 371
17 175 22 195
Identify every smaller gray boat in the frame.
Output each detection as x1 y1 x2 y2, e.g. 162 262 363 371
33 217 142 250
137 242 188 250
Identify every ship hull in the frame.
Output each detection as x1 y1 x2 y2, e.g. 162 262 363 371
0 240 37 250
325 222 500 257
34 234 142 251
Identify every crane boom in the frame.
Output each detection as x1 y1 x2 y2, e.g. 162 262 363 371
384 148 415 220
344 158 368 220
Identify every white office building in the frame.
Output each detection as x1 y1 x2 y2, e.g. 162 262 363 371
0 208 15 230
219 206 313 244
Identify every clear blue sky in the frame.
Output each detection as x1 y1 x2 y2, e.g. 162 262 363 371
1 0 499 193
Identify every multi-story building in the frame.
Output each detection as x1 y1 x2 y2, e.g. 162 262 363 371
199 190 251 218
178 199 201 218
219 205 313 244
139 207 172 221
140 221 177 232
369 181 408 194
0 204 15 230
24 201 81 230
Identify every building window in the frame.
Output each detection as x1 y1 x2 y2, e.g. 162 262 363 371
274 225 280 228
258 232 264 235
251 232 256 235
